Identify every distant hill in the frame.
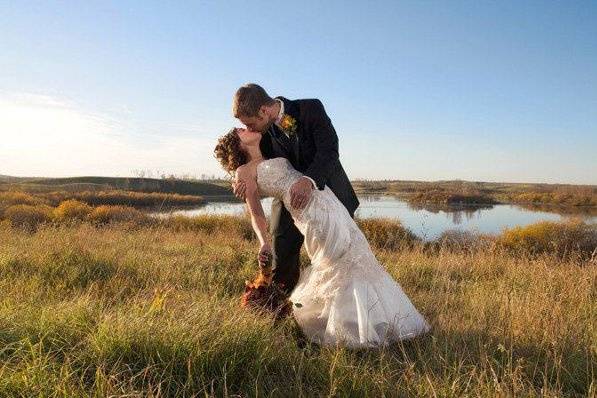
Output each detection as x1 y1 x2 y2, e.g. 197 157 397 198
0 176 234 198
0 175 31 183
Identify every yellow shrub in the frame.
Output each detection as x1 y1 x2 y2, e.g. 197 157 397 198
0 191 40 205
498 219 597 258
0 191 45 217
356 218 419 250
88 205 149 225
4 204 54 230
53 200 93 221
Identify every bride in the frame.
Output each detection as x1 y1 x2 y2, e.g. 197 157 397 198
214 127 431 348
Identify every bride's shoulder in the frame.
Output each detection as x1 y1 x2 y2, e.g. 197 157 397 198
256 157 290 171
236 162 256 181
269 157 289 164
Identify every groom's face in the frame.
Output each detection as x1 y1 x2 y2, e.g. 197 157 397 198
238 107 272 133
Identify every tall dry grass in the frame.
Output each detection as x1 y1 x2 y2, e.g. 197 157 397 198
2 204 54 231
499 219 597 259
0 191 48 219
356 218 420 250
0 216 595 396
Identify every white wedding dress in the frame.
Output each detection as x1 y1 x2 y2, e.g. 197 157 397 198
257 158 431 348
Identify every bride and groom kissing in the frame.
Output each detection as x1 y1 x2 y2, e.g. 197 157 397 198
214 83 430 348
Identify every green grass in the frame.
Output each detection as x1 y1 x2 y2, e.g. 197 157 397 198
0 215 595 397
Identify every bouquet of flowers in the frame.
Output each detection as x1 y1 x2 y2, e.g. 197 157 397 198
240 252 293 319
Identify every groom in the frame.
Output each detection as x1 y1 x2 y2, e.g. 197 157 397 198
232 83 359 294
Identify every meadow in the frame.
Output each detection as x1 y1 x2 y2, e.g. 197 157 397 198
4 175 596 208
0 191 595 396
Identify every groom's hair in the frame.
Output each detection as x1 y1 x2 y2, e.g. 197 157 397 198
233 83 275 118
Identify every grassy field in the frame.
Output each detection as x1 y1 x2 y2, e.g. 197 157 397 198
0 211 595 397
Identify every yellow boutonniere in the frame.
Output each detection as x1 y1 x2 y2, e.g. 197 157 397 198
279 114 298 136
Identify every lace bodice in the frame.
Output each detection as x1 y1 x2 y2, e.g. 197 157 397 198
257 157 304 203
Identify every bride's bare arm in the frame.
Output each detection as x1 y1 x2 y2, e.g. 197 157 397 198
236 165 271 251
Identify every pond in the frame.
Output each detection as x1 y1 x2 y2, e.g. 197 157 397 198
152 196 596 240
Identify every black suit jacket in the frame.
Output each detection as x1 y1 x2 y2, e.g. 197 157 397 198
259 97 360 228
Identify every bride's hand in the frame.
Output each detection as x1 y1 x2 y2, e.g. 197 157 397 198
290 177 314 210
258 243 272 265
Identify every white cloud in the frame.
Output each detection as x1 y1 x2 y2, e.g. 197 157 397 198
0 92 226 178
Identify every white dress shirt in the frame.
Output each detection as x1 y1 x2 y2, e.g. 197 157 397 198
274 98 287 137
273 99 317 189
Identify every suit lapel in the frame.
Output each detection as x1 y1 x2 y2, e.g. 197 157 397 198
270 124 289 146
276 96 301 165
269 124 291 155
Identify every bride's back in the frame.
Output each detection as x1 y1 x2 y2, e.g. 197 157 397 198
256 157 304 200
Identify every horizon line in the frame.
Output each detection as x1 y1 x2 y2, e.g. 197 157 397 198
2 173 595 188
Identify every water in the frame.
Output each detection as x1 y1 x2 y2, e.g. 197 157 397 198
153 196 596 240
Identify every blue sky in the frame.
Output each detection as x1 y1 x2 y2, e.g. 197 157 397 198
1 1 596 183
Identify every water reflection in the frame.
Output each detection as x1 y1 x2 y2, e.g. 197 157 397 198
406 201 495 225
153 195 596 241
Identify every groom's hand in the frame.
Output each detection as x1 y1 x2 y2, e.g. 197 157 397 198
290 177 314 210
232 180 247 201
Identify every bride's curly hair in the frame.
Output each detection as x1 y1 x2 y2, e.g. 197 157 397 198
214 128 247 174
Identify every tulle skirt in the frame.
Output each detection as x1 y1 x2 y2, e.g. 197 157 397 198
288 187 431 348
290 260 430 348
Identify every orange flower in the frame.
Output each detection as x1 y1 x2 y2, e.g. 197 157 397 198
240 256 293 319
279 114 298 135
